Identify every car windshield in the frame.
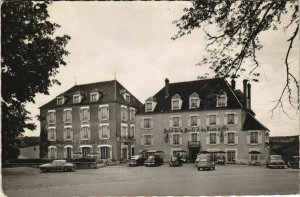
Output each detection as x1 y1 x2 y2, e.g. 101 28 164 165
147 156 155 161
200 159 208 162
171 157 178 161
270 155 282 160
52 160 66 165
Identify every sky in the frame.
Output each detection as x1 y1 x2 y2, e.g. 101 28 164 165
24 1 299 137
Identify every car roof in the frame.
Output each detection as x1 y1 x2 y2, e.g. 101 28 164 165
53 160 67 162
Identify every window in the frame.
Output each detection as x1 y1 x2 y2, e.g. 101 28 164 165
90 92 99 102
191 133 198 142
99 124 109 139
250 132 258 144
63 109 72 123
57 97 64 105
48 128 56 141
73 95 81 103
99 105 109 120
227 133 235 144
66 147 72 159
130 108 135 122
191 116 198 127
209 114 217 126
121 124 128 137
209 152 218 162
143 135 153 146
82 147 91 158
217 94 227 107
80 107 90 122
129 125 135 138
172 100 180 110
190 98 200 109
47 110 56 124
64 127 72 140
251 154 259 161
227 114 235 125
48 146 57 159
173 134 180 145
170 116 181 128
209 133 217 144
121 106 128 121
131 147 135 156
81 125 90 140
100 147 110 159
142 118 152 129
125 94 130 102
146 102 152 112
227 150 236 162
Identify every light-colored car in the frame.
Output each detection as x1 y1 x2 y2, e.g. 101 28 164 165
39 160 76 172
266 155 285 169
196 159 215 171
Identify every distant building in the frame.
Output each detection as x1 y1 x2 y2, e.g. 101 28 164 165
136 78 270 164
18 145 40 159
39 80 142 162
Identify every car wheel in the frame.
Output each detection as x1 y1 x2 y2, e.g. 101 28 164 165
198 167 200 171
41 168 47 173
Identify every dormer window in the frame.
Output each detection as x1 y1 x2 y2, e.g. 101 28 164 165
171 94 182 110
122 92 130 102
216 94 228 107
145 97 157 112
57 97 64 105
189 92 200 109
73 94 81 103
90 92 99 102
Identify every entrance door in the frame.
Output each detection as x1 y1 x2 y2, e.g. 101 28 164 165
189 148 199 163
122 147 128 161
66 147 72 159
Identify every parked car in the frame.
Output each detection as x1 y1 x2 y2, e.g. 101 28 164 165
145 155 163 167
196 154 215 171
266 155 286 169
288 156 300 169
128 155 145 166
169 156 182 167
39 160 76 172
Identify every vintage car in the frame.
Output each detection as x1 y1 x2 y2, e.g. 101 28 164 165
144 155 163 167
288 156 300 169
169 156 182 167
196 154 215 171
128 155 145 167
39 160 76 172
266 155 286 169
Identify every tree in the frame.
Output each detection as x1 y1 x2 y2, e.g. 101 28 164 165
173 0 299 115
1 2 70 161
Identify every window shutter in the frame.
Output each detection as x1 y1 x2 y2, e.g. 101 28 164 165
71 128 73 140
179 117 182 127
150 119 154 129
70 110 72 122
107 106 110 120
197 133 200 141
151 135 154 145
206 133 209 144
196 99 200 108
234 113 238 124
107 125 110 139
141 135 144 146
63 128 66 140
64 147 67 158
88 127 91 139
109 146 112 159
197 116 201 126
126 126 128 137
54 130 56 140
63 111 66 122
141 119 144 129
188 116 191 127
235 133 239 145
54 148 57 158
189 133 192 141
179 134 183 145
170 134 173 145
87 108 90 121
216 133 220 144
224 133 228 144
47 130 50 140
80 109 83 121
179 99 183 109
152 102 157 111
206 115 209 126
99 125 102 139
80 127 83 139
169 117 173 128
246 132 250 144
258 131 262 144
224 115 227 125
47 113 50 123
98 107 101 120
216 114 220 125
53 112 56 124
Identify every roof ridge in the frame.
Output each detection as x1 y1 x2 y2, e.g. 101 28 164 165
168 77 223 85
73 79 116 87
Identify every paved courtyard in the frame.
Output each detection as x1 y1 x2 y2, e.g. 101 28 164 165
2 164 299 196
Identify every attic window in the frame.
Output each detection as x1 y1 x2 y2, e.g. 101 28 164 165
216 94 227 107
171 94 182 110
90 92 99 102
122 93 130 102
189 92 200 109
57 97 64 105
73 94 81 103
145 97 157 112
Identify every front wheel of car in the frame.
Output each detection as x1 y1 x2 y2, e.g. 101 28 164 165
198 167 201 171
41 168 47 173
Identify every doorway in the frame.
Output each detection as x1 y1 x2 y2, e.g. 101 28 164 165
189 147 199 163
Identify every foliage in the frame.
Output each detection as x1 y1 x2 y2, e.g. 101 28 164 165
173 0 299 115
1 2 70 161
19 136 40 148
269 135 299 161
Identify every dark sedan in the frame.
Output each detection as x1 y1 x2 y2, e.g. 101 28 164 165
145 155 163 167
39 160 76 172
169 156 182 167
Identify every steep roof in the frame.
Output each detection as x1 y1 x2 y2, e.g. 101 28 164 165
139 78 246 114
242 113 269 131
40 80 142 109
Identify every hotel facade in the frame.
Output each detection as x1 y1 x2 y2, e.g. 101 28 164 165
135 78 270 164
39 80 142 162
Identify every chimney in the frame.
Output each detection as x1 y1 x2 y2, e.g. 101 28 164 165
247 83 251 109
243 79 248 107
165 78 169 98
231 78 236 90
